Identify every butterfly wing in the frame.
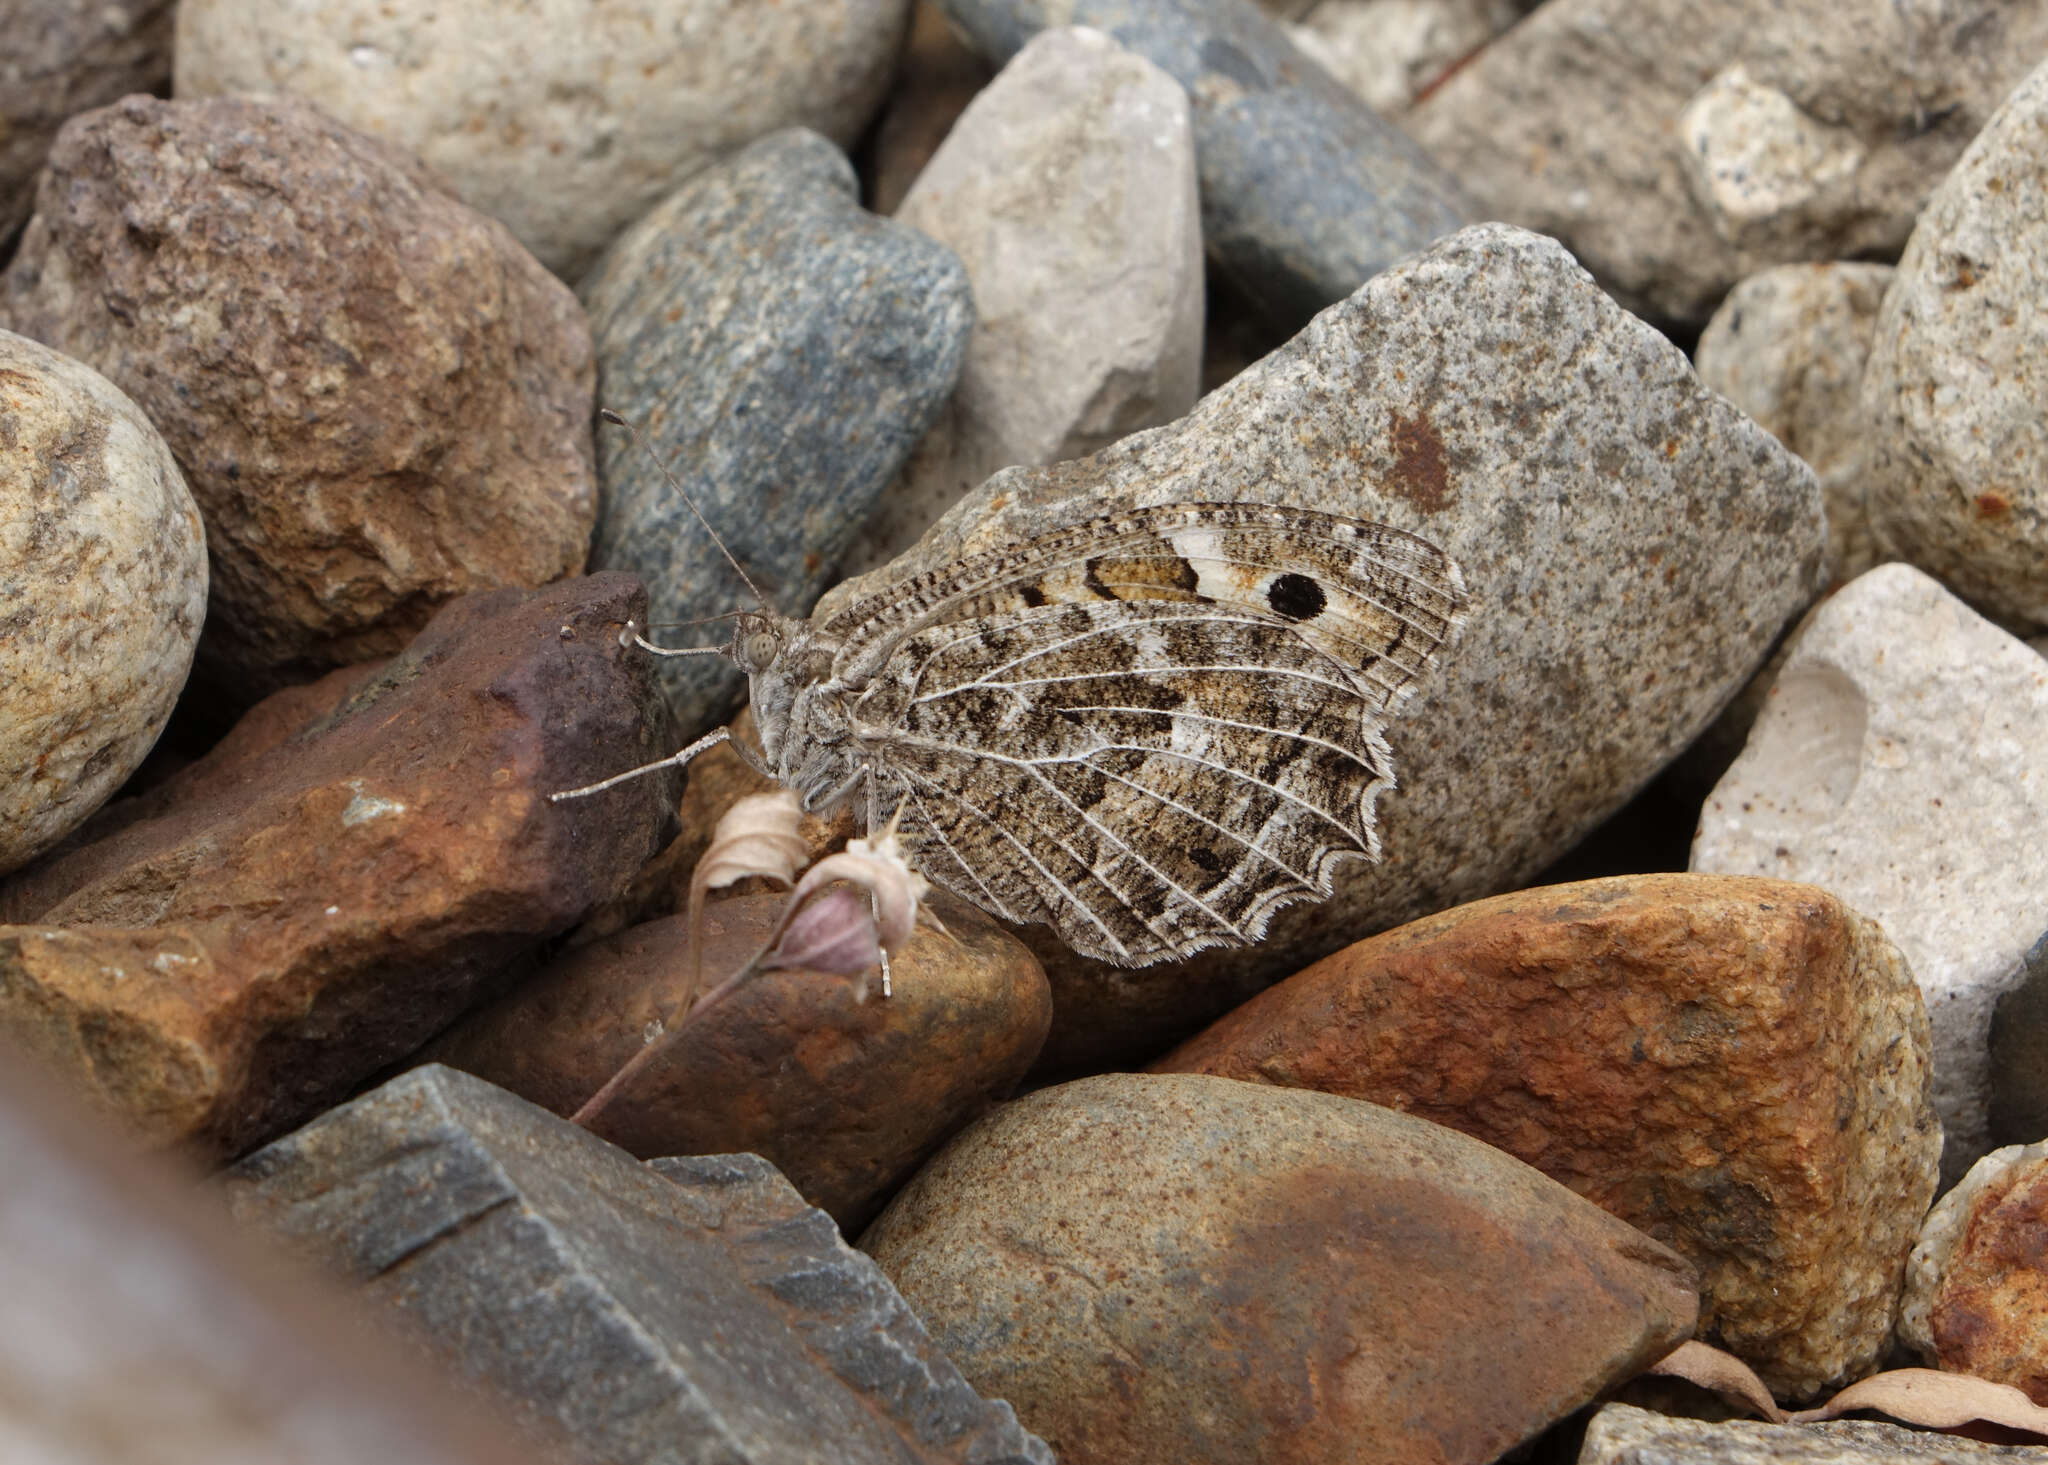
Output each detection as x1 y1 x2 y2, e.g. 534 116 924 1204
824 504 1467 966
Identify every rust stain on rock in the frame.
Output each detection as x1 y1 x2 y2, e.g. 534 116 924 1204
1384 411 1453 513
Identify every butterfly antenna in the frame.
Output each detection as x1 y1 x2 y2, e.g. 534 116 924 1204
600 406 772 611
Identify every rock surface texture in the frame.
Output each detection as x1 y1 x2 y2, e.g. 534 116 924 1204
0 96 596 700
1579 1402 2043 1463
582 128 972 732
1692 564 2048 1184
0 328 206 876
1157 873 1939 1400
421 888 1051 1231
1 0 174 244
0 575 676 1159
1899 1140 2048 1402
844 26 1203 576
227 1065 1054 1465
172 0 910 279
938 0 1475 328
1286 0 1523 114
823 223 1826 1071
863 1072 1697 1465
1862 56 2048 632
1407 0 2048 322
1695 262 1893 587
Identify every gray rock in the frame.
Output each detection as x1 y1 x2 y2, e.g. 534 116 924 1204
173 0 909 280
1862 56 2048 633
583 129 973 733
1988 930 2048 1147
938 0 1474 329
1 95 596 702
862 1073 1697 1465
1695 262 1893 588
1579 1402 2041 1463
0 327 205 876
1692 564 2048 1184
1285 0 1524 115
1407 0 2048 323
822 223 1826 1071
2 0 173 245
844 27 1203 577
226 1064 1054 1465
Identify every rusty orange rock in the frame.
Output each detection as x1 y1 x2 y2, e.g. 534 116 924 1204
1155 872 1940 1400
423 889 1050 1230
1902 1141 2048 1402
0 574 676 1159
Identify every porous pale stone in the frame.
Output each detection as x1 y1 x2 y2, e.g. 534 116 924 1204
584 129 972 733
1900 1139 2048 1400
1693 564 2048 1183
843 27 1202 576
1408 0 2048 322
1 0 173 244
1862 57 2048 632
1157 874 1940 1400
0 96 596 700
1286 0 1524 114
173 0 910 279
1579 1402 2043 1463
863 1073 1696 1465
823 223 1826 1071
228 1066 1054 1465
0 328 205 876
1696 262 1893 586
939 0 1474 328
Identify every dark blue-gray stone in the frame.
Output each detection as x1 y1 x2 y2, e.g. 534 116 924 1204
581 128 973 734
224 1065 1053 1465
939 0 1474 329
1988 928 2048 1147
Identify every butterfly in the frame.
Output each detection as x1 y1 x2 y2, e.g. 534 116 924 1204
563 482 1467 969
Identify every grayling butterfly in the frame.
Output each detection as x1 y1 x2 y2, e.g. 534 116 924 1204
560 414 1468 967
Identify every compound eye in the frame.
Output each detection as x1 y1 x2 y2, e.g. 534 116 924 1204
743 630 780 668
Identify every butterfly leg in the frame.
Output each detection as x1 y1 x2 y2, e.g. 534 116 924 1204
868 884 893 999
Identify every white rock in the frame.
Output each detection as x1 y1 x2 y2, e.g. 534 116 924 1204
1407 0 2048 322
172 0 909 279
843 27 1202 577
0 328 206 875
1693 564 2048 1182
1696 261 1893 586
1285 0 1523 115
1862 56 2048 633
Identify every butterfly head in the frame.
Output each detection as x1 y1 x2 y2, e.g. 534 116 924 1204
728 611 787 676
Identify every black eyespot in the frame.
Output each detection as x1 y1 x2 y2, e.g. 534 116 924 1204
1267 572 1326 622
1018 583 1048 608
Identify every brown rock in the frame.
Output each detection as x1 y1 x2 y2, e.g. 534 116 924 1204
1 0 173 244
0 573 677 1158
1156 873 1941 1400
0 95 596 698
862 1072 1698 1465
1900 1140 2048 1402
423 888 1050 1230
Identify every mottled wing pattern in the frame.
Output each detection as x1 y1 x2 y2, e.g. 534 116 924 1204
831 504 1466 966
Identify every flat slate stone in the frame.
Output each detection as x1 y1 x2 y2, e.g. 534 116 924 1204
226 1064 1052 1465
938 0 1474 329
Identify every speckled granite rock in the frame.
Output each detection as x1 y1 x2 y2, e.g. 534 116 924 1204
1 0 173 244
843 27 1202 577
420 888 1051 1232
0 96 596 700
1900 1139 2048 1401
863 1072 1696 1465
1407 0 2048 322
1286 0 1524 114
1863 56 2048 632
0 328 205 876
0 575 674 1159
227 1065 1054 1465
1693 564 2048 1185
1696 262 1893 587
1579 1402 2043 1463
822 223 1826 1072
582 128 972 733
1157 874 1939 1400
173 0 910 279
938 0 1474 328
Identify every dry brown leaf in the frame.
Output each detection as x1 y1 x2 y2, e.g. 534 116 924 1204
683 790 806 1010
1790 1369 2048 1440
1644 1341 1788 1422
